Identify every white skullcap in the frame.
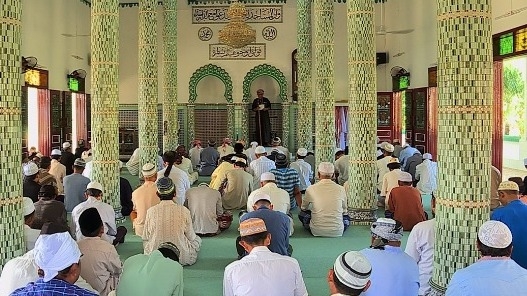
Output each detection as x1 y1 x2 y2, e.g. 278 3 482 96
318 162 335 175
498 181 519 192
478 220 512 248
23 162 39 176
255 146 266 154
51 149 62 156
382 143 395 153
34 232 82 282
252 192 272 204
388 157 400 164
142 163 157 177
234 157 247 164
86 181 103 192
62 142 71 149
260 172 276 182
334 251 372 290
371 218 403 241
23 197 35 216
398 172 413 182
423 153 433 160
297 148 308 157
250 141 258 147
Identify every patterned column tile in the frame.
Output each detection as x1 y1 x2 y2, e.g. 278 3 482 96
296 0 313 150
163 0 178 151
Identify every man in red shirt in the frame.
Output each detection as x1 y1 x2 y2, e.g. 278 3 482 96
387 172 426 231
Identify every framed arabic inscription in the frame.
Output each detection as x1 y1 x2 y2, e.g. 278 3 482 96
192 6 283 24
198 27 213 41
209 44 266 60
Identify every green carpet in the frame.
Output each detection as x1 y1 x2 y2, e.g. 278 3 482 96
118 172 431 295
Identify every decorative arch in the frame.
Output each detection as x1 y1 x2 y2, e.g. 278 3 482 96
242 64 287 103
189 64 233 103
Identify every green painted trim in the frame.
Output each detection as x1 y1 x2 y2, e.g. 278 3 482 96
189 64 233 104
242 63 287 103
504 135 521 142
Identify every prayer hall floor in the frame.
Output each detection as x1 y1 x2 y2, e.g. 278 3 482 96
117 172 432 295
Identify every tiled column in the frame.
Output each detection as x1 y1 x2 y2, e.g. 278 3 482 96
162 0 178 151
429 0 492 294
139 0 159 165
296 0 313 150
282 102 290 148
314 0 335 165
187 104 195 144
346 0 377 223
227 103 235 139
0 0 24 268
91 0 121 218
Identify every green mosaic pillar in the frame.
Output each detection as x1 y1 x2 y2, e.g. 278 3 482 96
234 103 244 141
282 102 290 148
227 103 235 139
429 0 493 294
187 104 195 144
346 0 377 223
139 0 159 165
314 0 335 165
240 103 249 144
296 0 313 150
90 0 121 218
0 0 24 268
162 0 178 151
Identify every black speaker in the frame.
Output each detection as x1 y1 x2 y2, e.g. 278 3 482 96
376 52 389 65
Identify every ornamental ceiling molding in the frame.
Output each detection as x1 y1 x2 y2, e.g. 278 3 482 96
79 0 387 7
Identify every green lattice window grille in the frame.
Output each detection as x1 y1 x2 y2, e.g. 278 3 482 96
242 64 287 103
189 64 233 104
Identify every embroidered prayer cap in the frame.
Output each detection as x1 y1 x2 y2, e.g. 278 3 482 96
398 172 413 182
250 141 258 147
157 177 175 195
23 197 35 216
78 207 103 237
252 193 272 204
478 220 512 248
86 181 104 193
272 137 281 145
498 181 519 192
239 218 267 236
371 218 403 242
318 162 335 175
388 157 400 164
334 251 372 290
51 149 62 156
297 148 308 157
73 158 86 167
260 172 275 182
423 153 433 160
158 242 181 260
142 162 157 178
62 142 71 149
34 231 82 282
255 146 266 154
23 162 39 176
382 143 395 153
275 153 288 166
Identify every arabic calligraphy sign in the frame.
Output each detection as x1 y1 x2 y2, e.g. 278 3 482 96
192 6 283 24
198 27 213 41
209 43 266 60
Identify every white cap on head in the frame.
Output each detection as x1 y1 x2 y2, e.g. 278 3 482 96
382 143 395 153
23 162 39 176
498 181 519 192
388 157 400 164
86 181 103 192
333 251 372 290
297 148 308 157
423 153 432 160
234 157 247 165
398 172 413 182
62 142 71 149
255 146 266 154
318 162 335 175
260 172 276 182
23 197 35 216
142 163 157 178
34 232 82 282
250 141 258 147
478 220 512 248
51 149 62 156
252 192 272 204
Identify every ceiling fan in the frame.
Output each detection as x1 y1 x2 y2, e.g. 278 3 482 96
62 5 89 60
495 0 527 20
376 1 414 35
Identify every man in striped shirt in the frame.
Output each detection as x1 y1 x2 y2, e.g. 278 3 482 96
270 153 302 209
249 146 276 189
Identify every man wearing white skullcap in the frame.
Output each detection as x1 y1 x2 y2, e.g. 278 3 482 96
386 171 426 231
22 197 40 251
131 163 161 236
244 141 258 163
10 224 98 296
491 180 527 269
247 172 290 215
299 162 349 237
290 148 313 192
222 157 254 210
446 221 527 296
249 146 276 189
359 218 419 296
49 149 66 195
376 143 395 195
415 153 438 199
328 251 372 296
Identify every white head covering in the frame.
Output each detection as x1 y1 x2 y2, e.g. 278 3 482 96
23 162 39 176
51 149 62 156
250 141 258 148
34 232 82 282
478 221 513 249
498 181 519 192
318 162 335 175
297 148 308 157
23 197 35 216
398 172 413 182
334 251 372 290
382 143 395 153
255 146 266 154
86 181 103 192
423 153 433 160
371 218 403 241
260 172 276 182
62 142 71 149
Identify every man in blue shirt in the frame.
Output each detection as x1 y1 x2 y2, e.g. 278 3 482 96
238 193 292 257
490 180 527 269
359 218 419 296
398 143 419 169
446 220 527 296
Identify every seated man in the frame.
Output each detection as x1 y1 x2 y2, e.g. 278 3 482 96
132 163 161 236
32 185 68 230
290 148 313 193
387 172 426 230
381 158 402 206
209 156 235 190
175 145 199 184
117 242 183 296
72 181 127 245
249 146 276 189
270 153 302 210
199 140 220 176
247 172 290 214
238 194 292 257
328 251 372 296
10 223 98 296
119 166 134 217
334 150 350 185
218 137 235 159
77 207 123 296
23 162 41 202
221 158 253 210
360 218 419 296
223 218 308 296
185 183 225 236
23 196 40 251
143 177 202 266
158 151 191 205
299 162 349 237
63 158 91 212
446 221 527 295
